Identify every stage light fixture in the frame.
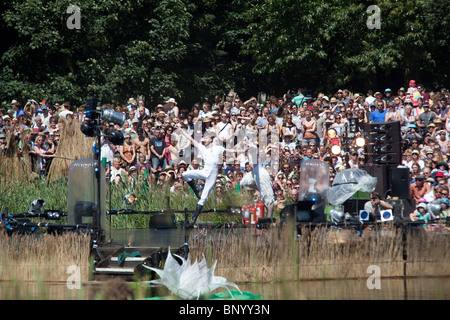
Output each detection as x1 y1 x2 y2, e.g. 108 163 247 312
348 118 359 133
228 206 242 215
106 129 125 145
327 128 337 139
45 210 61 220
331 145 341 155
329 208 344 224
355 137 366 148
427 202 442 219
102 109 126 127
80 120 98 137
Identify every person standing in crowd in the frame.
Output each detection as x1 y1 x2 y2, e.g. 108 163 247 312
133 128 150 160
300 110 317 145
216 112 233 147
39 105 52 128
149 127 167 175
312 108 325 145
108 156 128 184
31 134 56 178
417 102 437 136
369 100 387 123
59 102 74 120
119 133 136 169
292 88 306 107
409 202 430 228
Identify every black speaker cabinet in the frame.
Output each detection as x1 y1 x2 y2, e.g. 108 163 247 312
364 121 402 165
365 152 402 165
364 121 401 139
390 167 411 199
366 142 401 154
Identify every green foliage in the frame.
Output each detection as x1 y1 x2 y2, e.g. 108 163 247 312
243 0 449 92
0 0 253 107
0 0 447 107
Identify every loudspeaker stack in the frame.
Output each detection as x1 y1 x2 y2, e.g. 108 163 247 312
361 121 408 198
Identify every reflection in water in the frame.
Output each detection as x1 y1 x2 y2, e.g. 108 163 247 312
240 277 450 300
2 277 449 300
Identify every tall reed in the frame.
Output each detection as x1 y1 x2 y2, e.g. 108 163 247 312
0 128 32 183
46 118 95 181
188 224 450 283
0 232 91 283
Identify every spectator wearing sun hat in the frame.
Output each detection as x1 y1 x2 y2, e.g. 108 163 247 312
164 98 179 118
383 88 395 104
439 198 450 218
409 202 430 227
432 161 449 179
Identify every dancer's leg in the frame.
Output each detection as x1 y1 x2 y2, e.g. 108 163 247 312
182 169 215 224
198 170 217 206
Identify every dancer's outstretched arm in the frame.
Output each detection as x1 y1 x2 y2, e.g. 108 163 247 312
179 128 200 149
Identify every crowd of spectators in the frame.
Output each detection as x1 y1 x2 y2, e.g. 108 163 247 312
1 80 450 221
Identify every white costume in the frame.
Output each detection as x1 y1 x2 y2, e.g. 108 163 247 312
240 164 275 205
182 143 225 206
239 142 275 206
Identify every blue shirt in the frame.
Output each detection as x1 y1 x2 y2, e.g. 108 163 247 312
369 110 387 123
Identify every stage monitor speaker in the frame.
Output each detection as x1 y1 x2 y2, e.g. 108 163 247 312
390 167 410 199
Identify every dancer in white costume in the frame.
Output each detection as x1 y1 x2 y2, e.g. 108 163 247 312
181 130 242 225
240 140 275 217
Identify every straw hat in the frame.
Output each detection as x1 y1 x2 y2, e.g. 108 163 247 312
166 98 177 105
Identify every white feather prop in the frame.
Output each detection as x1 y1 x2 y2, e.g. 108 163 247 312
144 249 241 300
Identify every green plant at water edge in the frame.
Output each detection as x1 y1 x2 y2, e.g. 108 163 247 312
1 174 255 228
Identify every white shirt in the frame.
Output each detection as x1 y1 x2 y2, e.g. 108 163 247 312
198 144 225 168
365 96 376 105
59 109 74 120
217 121 232 140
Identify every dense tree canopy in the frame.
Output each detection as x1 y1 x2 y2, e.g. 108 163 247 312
0 0 448 109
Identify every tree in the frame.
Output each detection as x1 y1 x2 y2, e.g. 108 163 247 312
242 0 449 94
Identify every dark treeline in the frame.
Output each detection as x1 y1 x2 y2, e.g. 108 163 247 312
0 0 448 108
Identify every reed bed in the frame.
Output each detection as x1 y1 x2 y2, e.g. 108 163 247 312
406 227 450 277
188 224 450 283
0 232 91 283
46 118 95 181
0 128 32 182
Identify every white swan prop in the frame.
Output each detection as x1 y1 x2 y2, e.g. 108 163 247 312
144 249 241 300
